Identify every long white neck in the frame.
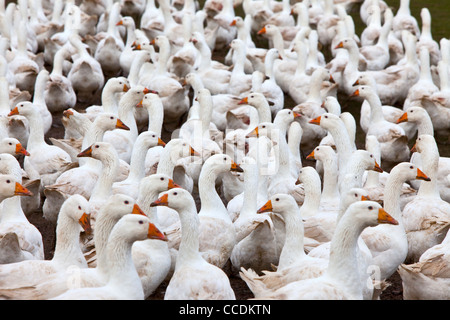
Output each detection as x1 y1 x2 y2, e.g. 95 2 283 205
33 71 48 106
118 96 139 141
146 102 164 136
51 48 66 77
25 108 46 149
383 168 406 224
416 113 434 136
104 227 144 299
288 122 302 169
326 210 366 299
239 162 259 219
365 90 385 122
126 138 152 182
298 171 322 218
319 152 340 203
136 184 161 228
417 141 440 198
90 151 119 204
277 204 306 270
52 212 86 268
176 199 203 268
156 142 176 178
398 0 411 15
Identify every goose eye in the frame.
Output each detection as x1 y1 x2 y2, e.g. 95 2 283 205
368 206 373 210
410 110 414 113
139 220 144 224
354 193 358 197
275 198 279 201
124 200 129 204
152 135 156 138
223 157 227 161
6 180 10 183
324 115 328 118
78 206 81 210
173 192 178 196
262 125 266 128
160 177 164 181
95 145 99 148
410 165 414 169
110 116 114 119
370 154 373 158
8 142 12 145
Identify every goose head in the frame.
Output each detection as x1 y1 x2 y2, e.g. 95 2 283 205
391 162 431 182
77 141 118 161
343 200 398 227
306 145 335 161
396 106 428 124
59 194 92 234
229 16 244 28
203 153 244 173
238 92 269 107
0 137 30 156
101 193 149 220
309 112 341 129
8 101 39 118
256 193 299 216
0 174 33 201
321 96 341 115
113 212 168 242
139 173 181 194
150 187 195 212
351 149 383 173
135 130 166 148
257 24 278 37
350 85 375 99
342 187 371 209
105 76 131 94
95 112 131 131
410 134 435 154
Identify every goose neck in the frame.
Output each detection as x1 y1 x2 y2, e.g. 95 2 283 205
416 115 434 136
198 163 230 221
299 173 322 218
320 156 340 201
90 152 119 203
26 109 46 148
0 197 26 223
118 98 138 140
93 209 121 274
33 73 47 105
239 163 259 218
156 143 175 178
383 171 406 222
365 92 385 122
136 186 160 226
146 103 164 136
176 200 203 268
126 138 150 182
278 206 306 270
417 144 440 198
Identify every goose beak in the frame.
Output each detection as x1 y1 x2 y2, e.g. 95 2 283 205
132 203 147 216
168 179 181 189
78 213 92 234
136 100 143 108
329 75 335 83
295 177 301 185
77 146 93 158
190 146 201 156
148 222 168 241
14 182 32 196
353 79 360 86
335 41 344 49
15 143 30 156
123 84 130 92
230 161 244 173
351 89 360 97
230 19 236 26
257 200 273 213
63 109 74 118
238 97 248 105
143 88 151 94
397 112 408 124
361 195 370 201
116 119 130 130
8 107 19 116
309 116 321 125
416 168 431 181
157 137 166 147
245 127 259 138
410 143 417 153
150 193 169 207
293 111 302 118
377 208 398 225
373 161 383 173
116 20 123 26
257 26 266 35
150 39 156 45
306 150 315 160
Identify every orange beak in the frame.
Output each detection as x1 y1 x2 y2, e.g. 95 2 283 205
416 168 431 181
397 112 408 124
335 41 344 49
373 161 383 173
14 182 32 196
132 203 147 216
148 222 168 241
116 20 123 26
353 79 360 86
231 161 244 173
168 179 181 189
309 116 321 125
150 193 169 207
143 88 151 94
78 212 92 234
361 195 370 201
150 39 156 45
230 19 237 26
63 109 74 118
116 119 130 130
329 75 335 83
190 146 201 156
77 146 93 158
293 111 302 118
410 143 417 153
158 137 166 147
123 84 130 92
238 97 248 105
257 200 273 213
257 26 267 35
245 127 259 138
136 100 143 108
377 208 399 225
15 143 30 156
8 107 19 116
351 89 360 97
306 150 315 160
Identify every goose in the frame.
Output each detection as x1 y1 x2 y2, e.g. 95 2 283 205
241 201 398 299
67 33 105 105
392 0 420 39
416 8 441 67
112 131 166 199
8 102 73 190
360 0 383 46
51 214 166 300
0 194 153 299
398 226 450 299
316 0 340 47
103 86 151 163
402 134 450 263
44 45 77 113
430 60 450 108
263 0 295 28
352 85 410 168
0 171 37 264
238 92 272 124
140 0 164 39
119 0 146 28
229 155 278 274
360 162 431 283
228 39 253 97
164 154 243 269
212 0 237 50
151 188 236 300
93 2 124 78
288 32 312 105
42 113 131 225
29 70 52 139
116 17 141 77
0 194 91 289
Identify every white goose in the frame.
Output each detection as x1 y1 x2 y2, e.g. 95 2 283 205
51 214 167 300
0 194 91 289
392 0 420 39
151 188 236 300
31 69 52 135
241 201 398 299
402 134 450 263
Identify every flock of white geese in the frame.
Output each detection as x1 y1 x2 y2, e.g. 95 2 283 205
0 0 449 300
